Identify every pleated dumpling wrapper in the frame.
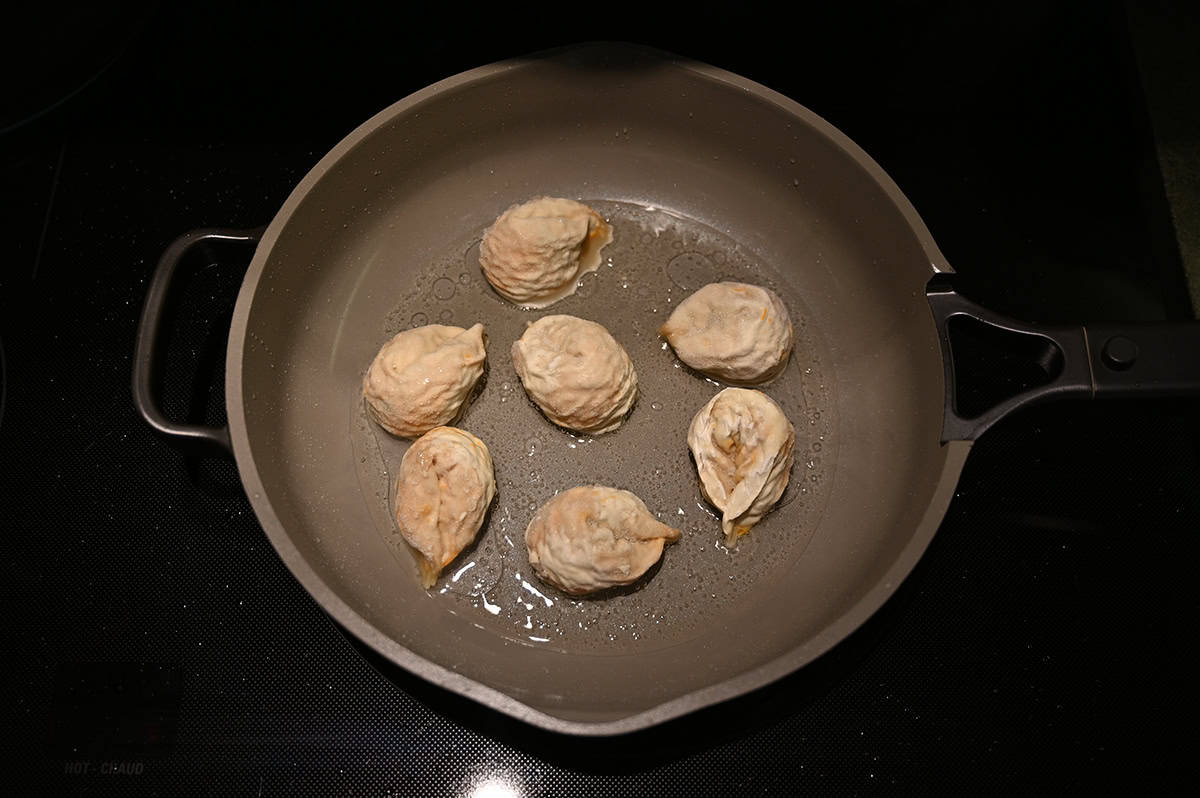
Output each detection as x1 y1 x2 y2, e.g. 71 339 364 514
525 486 682 595
394 426 496 588
511 315 637 434
479 197 613 308
363 323 486 438
660 282 793 384
688 388 796 547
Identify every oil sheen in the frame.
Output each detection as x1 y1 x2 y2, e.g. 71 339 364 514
350 200 837 655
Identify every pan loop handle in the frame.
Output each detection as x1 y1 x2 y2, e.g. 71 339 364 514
133 227 263 456
926 277 1092 442
927 276 1200 442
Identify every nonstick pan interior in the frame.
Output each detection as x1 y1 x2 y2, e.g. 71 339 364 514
227 44 969 732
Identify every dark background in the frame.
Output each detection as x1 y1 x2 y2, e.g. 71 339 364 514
1 1 1197 794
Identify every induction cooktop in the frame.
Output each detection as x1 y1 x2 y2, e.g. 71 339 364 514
1 2 1195 794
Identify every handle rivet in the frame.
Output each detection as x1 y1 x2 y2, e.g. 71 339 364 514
1102 336 1138 371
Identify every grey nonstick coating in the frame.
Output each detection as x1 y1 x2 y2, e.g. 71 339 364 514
225 43 970 734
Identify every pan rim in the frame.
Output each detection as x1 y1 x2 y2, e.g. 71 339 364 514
226 41 969 735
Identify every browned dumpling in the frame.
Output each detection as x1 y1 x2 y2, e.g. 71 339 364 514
363 323 486 438
688 388 795 547
511 315 637 434
660 282 793 384
479 197 613 308
525 486 681 595
394 426 496 588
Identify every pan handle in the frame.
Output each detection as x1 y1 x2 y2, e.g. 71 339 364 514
926 276 1200 442
133 227 263 456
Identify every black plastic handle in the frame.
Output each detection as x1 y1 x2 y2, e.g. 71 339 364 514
927 276 1200 442
133 227 263 456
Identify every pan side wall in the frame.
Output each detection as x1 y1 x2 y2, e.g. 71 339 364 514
231 46 954 725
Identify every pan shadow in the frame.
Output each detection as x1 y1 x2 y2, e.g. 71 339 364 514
459 355 490 422
337 544 925 773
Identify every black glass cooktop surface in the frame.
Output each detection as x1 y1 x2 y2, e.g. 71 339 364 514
2 2 1196 794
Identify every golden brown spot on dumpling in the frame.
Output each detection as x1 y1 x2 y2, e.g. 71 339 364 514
688 388 795 548
394 427 496 588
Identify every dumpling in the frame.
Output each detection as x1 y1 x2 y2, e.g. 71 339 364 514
363 323 486 438
525 486 682 595
688 387 795 547
660 282 793 384
479 196 613 308
394 426 496 588
511 315 637 434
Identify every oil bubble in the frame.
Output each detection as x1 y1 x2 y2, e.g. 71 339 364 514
666 251 717 290
575 271 599 299
433 277 456 300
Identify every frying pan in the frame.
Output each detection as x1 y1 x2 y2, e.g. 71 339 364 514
132 43 1199 735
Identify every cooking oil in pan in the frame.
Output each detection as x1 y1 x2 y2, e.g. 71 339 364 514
351 201 836 654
